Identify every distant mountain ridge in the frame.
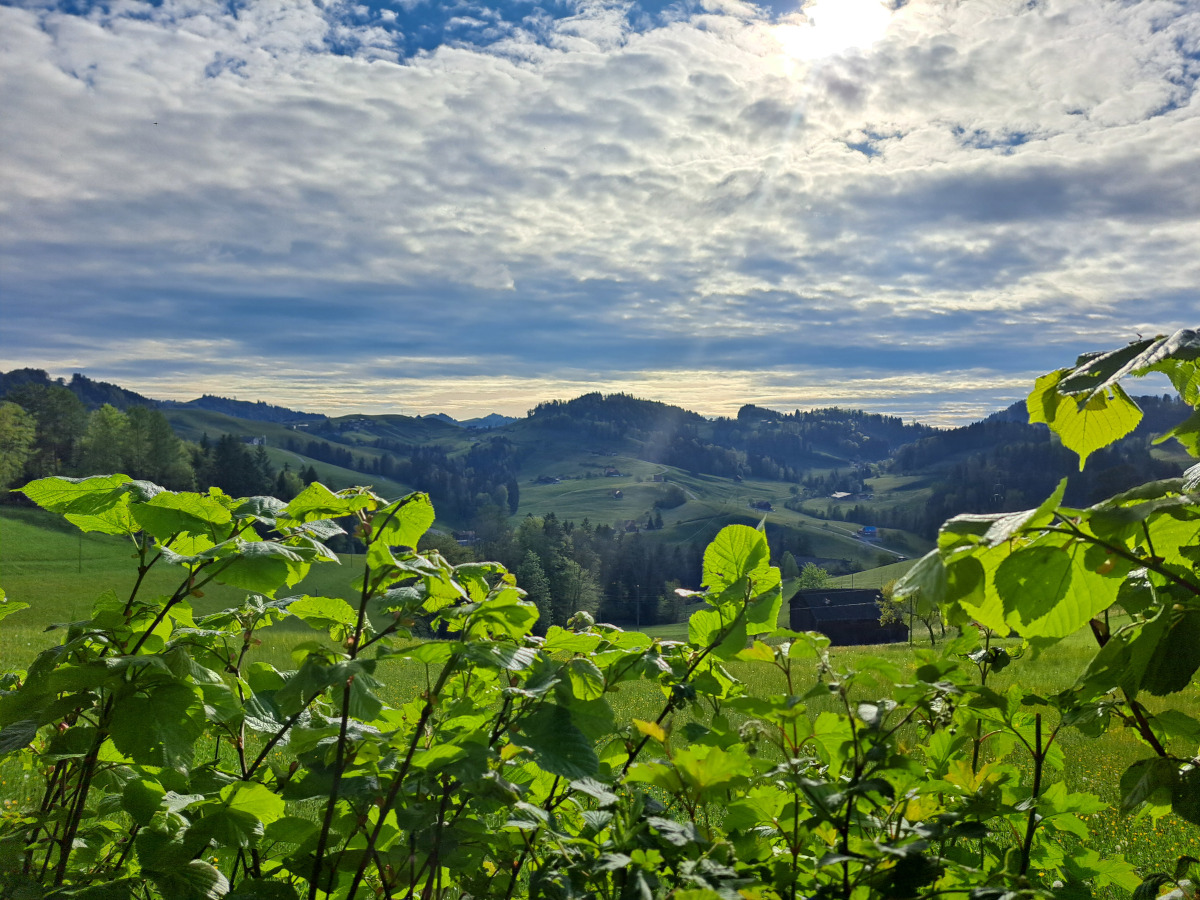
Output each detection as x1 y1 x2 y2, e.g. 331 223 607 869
5 368 1190 552
419 412 516 429
0 369 521 428
162 394 326 424
463 413 517 429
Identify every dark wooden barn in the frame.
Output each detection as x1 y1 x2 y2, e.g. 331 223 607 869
790 588 908 646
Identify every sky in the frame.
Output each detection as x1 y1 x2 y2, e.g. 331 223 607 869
1 0 1197 426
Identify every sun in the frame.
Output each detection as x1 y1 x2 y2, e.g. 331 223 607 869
774 0 894 61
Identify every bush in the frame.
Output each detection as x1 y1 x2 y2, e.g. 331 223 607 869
1 330 1198 899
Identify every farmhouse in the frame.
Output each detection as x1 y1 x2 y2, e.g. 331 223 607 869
790 588 908 646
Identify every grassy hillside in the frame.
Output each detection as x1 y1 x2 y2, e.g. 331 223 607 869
260 446 414 498
161 401 933 566
829 558 917 589
0 506 365 666
515 452 927 569
329 413 469 447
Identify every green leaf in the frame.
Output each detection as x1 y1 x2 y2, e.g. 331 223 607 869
121 778 166 827
280 482 373 524
217 541 308 593
982 478 1068 546
944 552 1009 635
672 744 752 794
145 860 229 900
1155 408 1200 456
108 681 203 768
1061 845 1141 891
464 643 538 672
231 495 288 525
409 744 470 771
0 719 39 754
1148 709 1200 743
132 491 232 541
1172 766 1200 826
510 703 598 780
287 595 358 639
893 550 947 602
263 816 318 845
371 492 435 552
1120 757 1178 814
396 641 457 665
625 760 683 793
688 606 746 660
0 593 29 624
1028 368 1143 469
18 473 134 515
1134 875 1175 900
544 627 603 654
566 658 606 701
569 776 619 807
744 582 782 636
1174 855 1199 883
188 805 264 850
1058 329 1200 404
735 640 776 663
1141 608 1200 696
222 781 285 826
464 587 538 640
702 525 771 595
994 540 1121 638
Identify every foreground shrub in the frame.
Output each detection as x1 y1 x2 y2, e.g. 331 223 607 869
1 329 1197 899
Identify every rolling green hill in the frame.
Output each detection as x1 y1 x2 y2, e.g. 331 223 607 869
157 395 918 566
8 372 1187 583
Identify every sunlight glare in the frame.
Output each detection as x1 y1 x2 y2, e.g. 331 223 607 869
775 0 893 60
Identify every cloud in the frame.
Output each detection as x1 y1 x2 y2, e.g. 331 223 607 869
0 0 1197 423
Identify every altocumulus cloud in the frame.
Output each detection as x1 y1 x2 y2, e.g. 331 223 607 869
0 0 1197 423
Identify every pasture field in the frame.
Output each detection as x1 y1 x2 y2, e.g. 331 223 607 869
260 445 415 498
2 505 1197 888
516 456 922 569
829 558 918 588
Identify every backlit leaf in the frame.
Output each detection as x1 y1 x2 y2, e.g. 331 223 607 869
371 492 435 551
132 491 232 541
1028 368 1142 469
703 525 771 595
632 718 667 743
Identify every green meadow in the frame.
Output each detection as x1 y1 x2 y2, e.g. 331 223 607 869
516 455 919 569
2 505 1197 882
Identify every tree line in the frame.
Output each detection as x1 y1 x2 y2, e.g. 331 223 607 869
0 384 324 501
422 510 706 631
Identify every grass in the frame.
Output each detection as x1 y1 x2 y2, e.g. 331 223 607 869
829 558 918 588
516 458 925 571
168 401 936 565
3 506 1198 884
0 506 373 667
